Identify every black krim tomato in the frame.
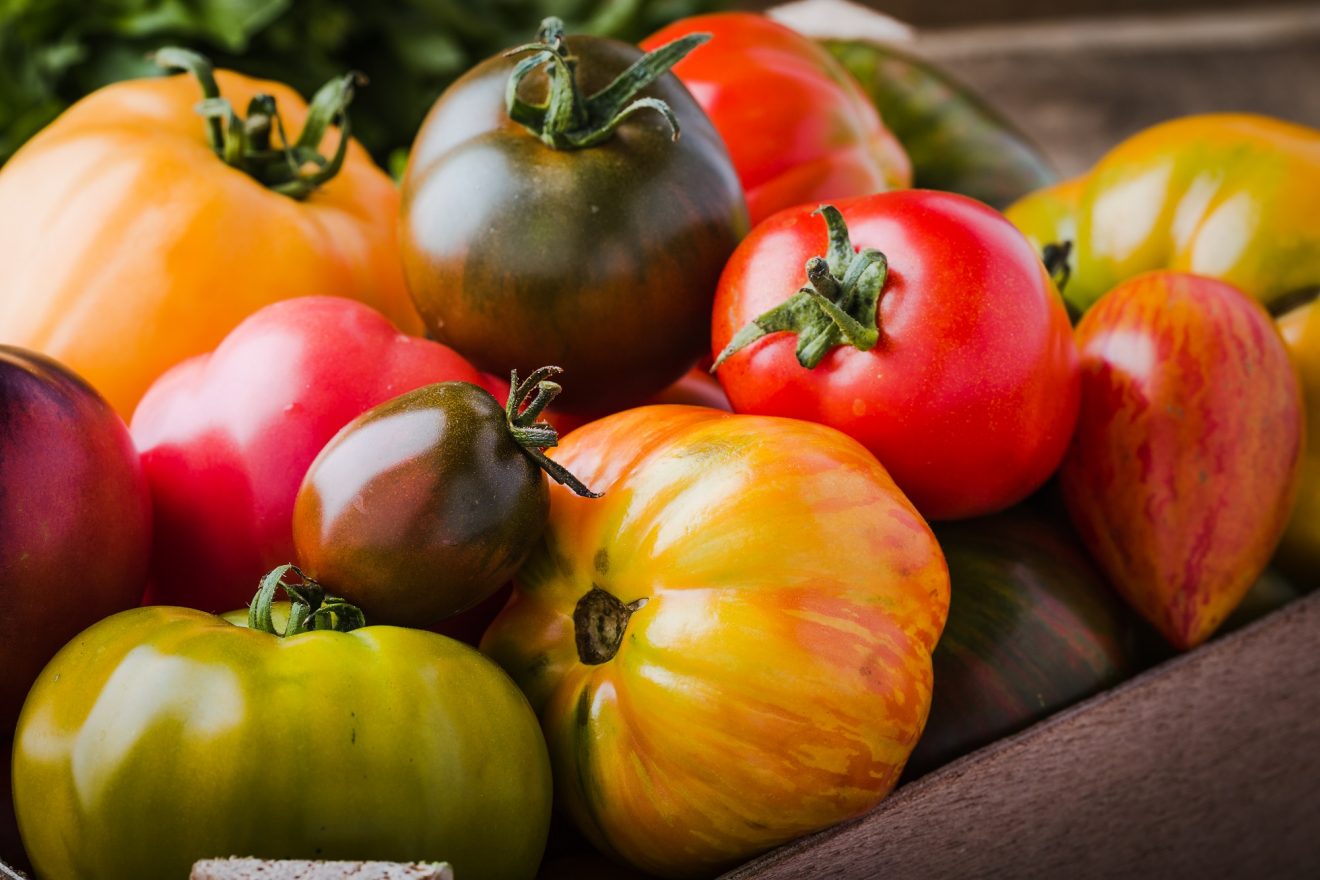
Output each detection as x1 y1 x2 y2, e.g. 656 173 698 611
400 17 748 413
292 366 598 627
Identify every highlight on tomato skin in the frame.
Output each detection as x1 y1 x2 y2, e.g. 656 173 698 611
710 189 1080 522
481 405 950 879
1060 270 1304 651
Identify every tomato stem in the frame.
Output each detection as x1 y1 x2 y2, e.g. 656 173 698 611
249 564 366 636
712 205 889 371
152 47 360 200
573 587 647 664
503 18 709 150
1042 240 1073 293
504 366 602 498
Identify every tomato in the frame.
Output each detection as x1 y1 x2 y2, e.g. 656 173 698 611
642 13 910 225
908 510 1140 777
13 568 552 880
481 406 949 879
131 296 486 614
0 49 419 417
711 190 1080 521
293 369 598 626
819 37 1055 210
1060 272 1303 649
1006 114 1320 316
401 19 747 413
1275 298 1320 588
0 347 151 735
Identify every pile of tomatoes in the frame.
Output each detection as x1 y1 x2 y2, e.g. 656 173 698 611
2 10 1316 880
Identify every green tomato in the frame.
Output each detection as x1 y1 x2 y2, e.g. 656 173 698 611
12 569 552 880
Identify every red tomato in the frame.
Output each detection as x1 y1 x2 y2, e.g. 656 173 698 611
712 190 1080 520
0 347 151 733
1060 272 1303 649
642 12 910 225
131 297 485 613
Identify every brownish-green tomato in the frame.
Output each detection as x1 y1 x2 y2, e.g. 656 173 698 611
292 367 597 626
400 17 748 413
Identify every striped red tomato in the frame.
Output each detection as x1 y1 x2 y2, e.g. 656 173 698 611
1060 271 1303 649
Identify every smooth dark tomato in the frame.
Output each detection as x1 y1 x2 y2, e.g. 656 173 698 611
401 27 748 413
293 376 593 627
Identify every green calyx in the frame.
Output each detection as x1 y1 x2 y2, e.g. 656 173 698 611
248 564 366 636
712 206 889 371
503 17 708 150
505 366 601 498
153 47 359 200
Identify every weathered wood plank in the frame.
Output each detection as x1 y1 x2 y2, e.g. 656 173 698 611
723 590 1320 879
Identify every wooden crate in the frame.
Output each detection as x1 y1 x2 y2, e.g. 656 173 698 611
725 591 1320 878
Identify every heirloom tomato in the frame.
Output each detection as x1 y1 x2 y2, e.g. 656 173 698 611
1006 114 1320 316
132 297 486 613
712 191 1080 520
642 13 910 224
481 406 949 879
0 348 152 734
1061 272 1303 649
13 568 552 880
294 368 599 627
0 49 419 417
819 37 1055 210
401 19 747 413
1275 298 1320 588
908 510 1139 777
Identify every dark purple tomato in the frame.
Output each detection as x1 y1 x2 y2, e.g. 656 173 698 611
292 369 596 627
0 346 151 733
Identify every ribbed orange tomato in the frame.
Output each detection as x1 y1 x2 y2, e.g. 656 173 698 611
0 50 419 416
481 406 949 879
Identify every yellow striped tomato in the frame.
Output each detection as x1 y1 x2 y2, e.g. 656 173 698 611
481 406 949 879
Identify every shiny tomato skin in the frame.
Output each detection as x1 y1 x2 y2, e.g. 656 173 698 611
401 35 747 414
1060 272 1303 649
0 347 151 732
642 13 910 225
293 382 547 627
14 605 552 880
712 190 1080 521
131 297 485 613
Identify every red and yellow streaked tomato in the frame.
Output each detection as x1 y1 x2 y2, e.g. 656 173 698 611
1060 272 1303 649
481 406 949 879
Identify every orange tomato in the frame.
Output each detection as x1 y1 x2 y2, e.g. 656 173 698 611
481 406 949 878
0 52 420 416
